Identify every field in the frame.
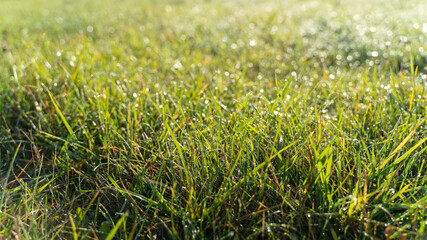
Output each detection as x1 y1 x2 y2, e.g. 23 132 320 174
1 0 427 239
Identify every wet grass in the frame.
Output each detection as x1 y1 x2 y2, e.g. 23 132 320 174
1 0 427 239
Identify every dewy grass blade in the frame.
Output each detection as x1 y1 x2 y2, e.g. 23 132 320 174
379 119 425 169
390 138 427 168
45 86 77 140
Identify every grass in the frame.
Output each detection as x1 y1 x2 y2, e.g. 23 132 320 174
1 0 427 239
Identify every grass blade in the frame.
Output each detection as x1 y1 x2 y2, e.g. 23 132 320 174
45 87 76 140
105 214 126 240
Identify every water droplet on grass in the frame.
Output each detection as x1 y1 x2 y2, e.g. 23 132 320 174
173 61 183 70
271 25 278 32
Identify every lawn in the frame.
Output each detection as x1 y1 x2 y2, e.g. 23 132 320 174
1 0 427 239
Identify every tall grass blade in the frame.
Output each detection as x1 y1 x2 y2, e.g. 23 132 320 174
46 87 77 140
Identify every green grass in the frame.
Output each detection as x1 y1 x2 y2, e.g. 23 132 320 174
1 0 427 239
